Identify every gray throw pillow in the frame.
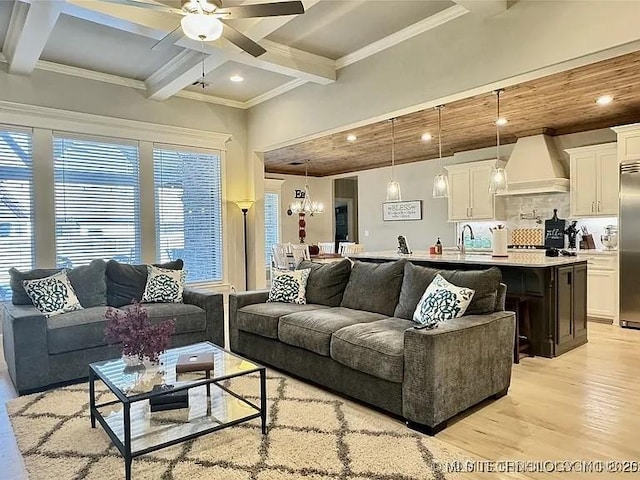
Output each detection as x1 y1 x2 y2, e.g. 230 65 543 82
340 259 406 316
297 259 352 306
439 266 502 315
9 259 107 308
394 262 442 320
106 259 183 307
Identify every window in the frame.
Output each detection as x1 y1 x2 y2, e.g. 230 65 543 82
0 128 33 301
264 191 280 275
154 146 223 282
53 135 140 267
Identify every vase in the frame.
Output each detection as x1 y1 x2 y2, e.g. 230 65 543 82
122 354 144 368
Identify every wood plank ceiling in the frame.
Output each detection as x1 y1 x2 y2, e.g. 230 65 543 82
264 50 640 176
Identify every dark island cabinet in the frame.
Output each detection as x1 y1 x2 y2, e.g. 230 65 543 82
555 263 588 355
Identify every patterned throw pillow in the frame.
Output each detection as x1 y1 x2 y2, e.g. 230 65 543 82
267 269 311 304
412 274 475 328
22 270 84 318
142 265 186 303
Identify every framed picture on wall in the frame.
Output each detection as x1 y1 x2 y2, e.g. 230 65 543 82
382 200 422 221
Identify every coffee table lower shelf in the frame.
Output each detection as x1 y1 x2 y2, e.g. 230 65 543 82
89 368 267 480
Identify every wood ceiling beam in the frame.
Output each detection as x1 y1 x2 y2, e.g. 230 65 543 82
3 0 64 76
145 0 329 101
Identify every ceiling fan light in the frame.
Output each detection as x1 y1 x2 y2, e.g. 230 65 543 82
181 14 223 42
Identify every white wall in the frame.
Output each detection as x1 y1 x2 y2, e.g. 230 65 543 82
248 0 640 151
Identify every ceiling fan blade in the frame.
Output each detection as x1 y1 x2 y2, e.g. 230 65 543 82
100 0 183 15
221 22 267 57
216 1 305 20
152 24 185 50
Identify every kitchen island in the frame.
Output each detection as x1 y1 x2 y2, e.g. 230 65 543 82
350 251 588 357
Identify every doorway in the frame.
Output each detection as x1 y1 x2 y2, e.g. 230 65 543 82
333 177 358 250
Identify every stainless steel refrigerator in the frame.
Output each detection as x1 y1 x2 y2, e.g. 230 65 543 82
620 160 640 328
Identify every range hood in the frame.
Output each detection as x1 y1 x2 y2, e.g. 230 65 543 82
497 134 569 195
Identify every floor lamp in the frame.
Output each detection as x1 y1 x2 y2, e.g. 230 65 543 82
234 200 254 290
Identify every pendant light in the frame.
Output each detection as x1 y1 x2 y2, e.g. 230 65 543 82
386 118 402 202
489 89 508 193
289 160 324 216
432 105 449 198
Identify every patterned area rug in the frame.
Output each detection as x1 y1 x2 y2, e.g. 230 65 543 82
7 372 461 480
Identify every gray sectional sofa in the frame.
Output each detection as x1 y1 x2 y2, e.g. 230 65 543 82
230 258 515 434
2 259 224 394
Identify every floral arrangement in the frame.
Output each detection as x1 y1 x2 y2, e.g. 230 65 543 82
104 302 175 364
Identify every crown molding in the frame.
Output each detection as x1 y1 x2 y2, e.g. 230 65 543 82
0 99 232 150
335 5 469 70
244 78 308 109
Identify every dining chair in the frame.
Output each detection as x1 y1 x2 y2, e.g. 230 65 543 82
271 243 291 269
290 244 310 265
341 243 365 256
338 242 356 256
317 242 335 254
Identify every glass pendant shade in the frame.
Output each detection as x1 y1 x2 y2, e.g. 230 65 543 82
488 167 508 193
181 14 223 41
386 180 402 202
432 173 450 198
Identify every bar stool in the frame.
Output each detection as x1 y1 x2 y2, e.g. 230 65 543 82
505 294 534 364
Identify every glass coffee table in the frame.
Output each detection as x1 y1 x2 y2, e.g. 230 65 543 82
89 342 266 480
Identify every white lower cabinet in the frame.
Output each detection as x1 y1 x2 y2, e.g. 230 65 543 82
582 253 618 322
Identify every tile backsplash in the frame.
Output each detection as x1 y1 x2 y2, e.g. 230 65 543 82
457 193 617 249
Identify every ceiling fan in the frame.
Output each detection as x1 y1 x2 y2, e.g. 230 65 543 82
107 0 305 57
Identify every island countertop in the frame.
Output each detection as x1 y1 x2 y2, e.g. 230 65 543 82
350 250 588 268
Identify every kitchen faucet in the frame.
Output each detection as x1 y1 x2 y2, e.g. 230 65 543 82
459 224 475 254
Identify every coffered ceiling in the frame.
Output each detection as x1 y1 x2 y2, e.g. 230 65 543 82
0 0 468 109
263 50 640 177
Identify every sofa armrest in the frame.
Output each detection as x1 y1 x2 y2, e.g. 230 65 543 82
228 290 269 351
402 311 515 427
183 288 224 348
2 302 50 394
495 283 507 312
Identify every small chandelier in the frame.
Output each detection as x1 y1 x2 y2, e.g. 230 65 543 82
489 89 508 193
432 105 449 198
386 118 402 202
289 161 324 216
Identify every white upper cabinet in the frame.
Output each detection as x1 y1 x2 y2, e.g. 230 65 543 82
567 143 618 217
445 160 505 222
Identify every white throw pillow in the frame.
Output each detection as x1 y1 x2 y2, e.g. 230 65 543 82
267 268 311 304
142 265 186 303
22 270 83 317
413 274 475 328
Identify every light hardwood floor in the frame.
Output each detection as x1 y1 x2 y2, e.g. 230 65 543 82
1 322 639 479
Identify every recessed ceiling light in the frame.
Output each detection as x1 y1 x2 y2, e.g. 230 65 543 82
346 134 357 142
421 133 432 142
230 74 244 83
495 117 508 126
596 95 613 106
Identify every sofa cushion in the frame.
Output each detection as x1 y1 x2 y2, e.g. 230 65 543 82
340 259 406 316
297 259 352 307
23 271 84 318
439 267 502 315
10 259 107 308
413 274 475 326
46 302 206 355
236 303 330 339
278 307 387 356
47 307 114 355
121 303 206 334
330 318 413 383
394 263 441 320
106 259 183 307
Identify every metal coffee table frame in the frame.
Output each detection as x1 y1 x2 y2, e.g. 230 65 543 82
89 344 266 480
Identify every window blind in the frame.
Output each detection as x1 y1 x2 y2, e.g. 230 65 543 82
264 192 280 270
0 128 33 302
154 146 223 282
53 135 140 268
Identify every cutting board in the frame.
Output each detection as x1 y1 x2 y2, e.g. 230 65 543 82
544 209 566 248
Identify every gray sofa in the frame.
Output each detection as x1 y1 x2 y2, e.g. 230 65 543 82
2 259 224 395
230 258 515 434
